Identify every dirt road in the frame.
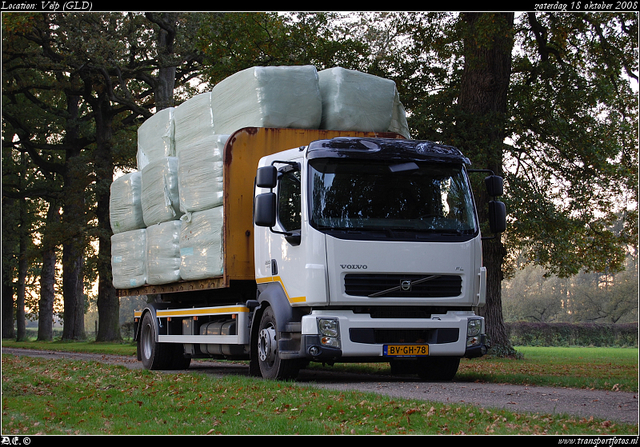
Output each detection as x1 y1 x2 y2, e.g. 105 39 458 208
3 347 638 425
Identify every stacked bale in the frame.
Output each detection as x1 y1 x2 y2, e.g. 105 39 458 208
110 65 410 288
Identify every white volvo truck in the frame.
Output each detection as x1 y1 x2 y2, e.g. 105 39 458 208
128 127 506 381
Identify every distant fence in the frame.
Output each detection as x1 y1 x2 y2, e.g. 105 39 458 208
506 322 638 347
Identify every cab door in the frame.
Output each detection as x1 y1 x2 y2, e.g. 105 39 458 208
254 156 329 306
270 164 308 304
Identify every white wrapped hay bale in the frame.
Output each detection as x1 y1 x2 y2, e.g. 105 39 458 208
146 220 182 285
179 206 224 280
141 157 182 226
178 134 228 217
109 171 145 234
137 107 175 170
211 65 322 135
318 67 402 134
174 92 215 154
111 229 147 289
389 89 411 139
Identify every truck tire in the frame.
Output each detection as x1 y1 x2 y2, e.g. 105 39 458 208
256 306 301 380
417 356 460 381
139 312 191 370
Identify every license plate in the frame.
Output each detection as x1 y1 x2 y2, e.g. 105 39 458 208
383 344 429 357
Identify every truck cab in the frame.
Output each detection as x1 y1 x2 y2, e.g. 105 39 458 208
253 136 504 379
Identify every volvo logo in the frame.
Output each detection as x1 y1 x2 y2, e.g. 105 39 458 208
400 280 412 291
341 264 368 270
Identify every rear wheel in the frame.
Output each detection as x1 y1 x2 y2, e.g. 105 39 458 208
256 306 300 380
139 312 191 370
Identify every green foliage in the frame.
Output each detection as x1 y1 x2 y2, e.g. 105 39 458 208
195 12 370 86
359 12 637 278
506 12 638 277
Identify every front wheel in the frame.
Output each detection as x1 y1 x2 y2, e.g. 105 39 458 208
255 306 300 380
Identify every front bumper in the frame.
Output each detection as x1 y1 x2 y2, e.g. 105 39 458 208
298 310 487 362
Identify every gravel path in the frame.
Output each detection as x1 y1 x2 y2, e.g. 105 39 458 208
3 347 638 425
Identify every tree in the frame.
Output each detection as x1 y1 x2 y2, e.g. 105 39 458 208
2 12 210 340
352 12 637 354
3 14 90 340
37 199 60 340
507 12 637 278
455 13 515 355
502 264 568 322
503 251 638 324
74 12 207 340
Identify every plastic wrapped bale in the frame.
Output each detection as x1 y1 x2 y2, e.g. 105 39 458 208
174 92 215 154
389 89 411 139
179 206 224 280
111 229 147 289
146 220 182 285
318 67 399 133
109 171 145 234
177 135 228 218
211 65 322 135
141 157 183 226
136 107 175 170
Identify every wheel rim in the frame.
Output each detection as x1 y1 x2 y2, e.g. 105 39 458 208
258 325 277 365
141 322 153 360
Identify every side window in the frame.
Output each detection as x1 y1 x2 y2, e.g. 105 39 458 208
278 170 301 232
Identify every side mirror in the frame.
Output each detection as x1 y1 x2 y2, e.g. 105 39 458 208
485 175 503 197
254 192 276 227
256 166 277 189
488 201 507 234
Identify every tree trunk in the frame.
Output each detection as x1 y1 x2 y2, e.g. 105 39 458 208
2 278 15 340
458 13 516 356
2 197 17 340
16 219 27 342
146 12 177 111
61 242 85 340
16 153 28 341
61 95 87 341
94 97 121 342
38 201 60 341
38 245 56 341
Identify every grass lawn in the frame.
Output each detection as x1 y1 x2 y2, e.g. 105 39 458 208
3 340 638 392
456 346 639 392
2 352 637 436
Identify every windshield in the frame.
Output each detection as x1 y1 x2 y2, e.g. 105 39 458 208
309 159 478 240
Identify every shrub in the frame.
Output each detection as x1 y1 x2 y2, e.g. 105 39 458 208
506 322 638 347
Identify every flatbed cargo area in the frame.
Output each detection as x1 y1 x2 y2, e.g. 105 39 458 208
117 127 403 298
116 276 225 297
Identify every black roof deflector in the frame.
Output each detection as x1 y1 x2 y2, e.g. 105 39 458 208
306 137 471 165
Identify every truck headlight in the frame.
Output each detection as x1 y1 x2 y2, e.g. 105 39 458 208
466 318 483 347
318 318 340 348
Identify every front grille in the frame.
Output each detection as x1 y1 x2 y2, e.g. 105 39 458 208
345 274 462 298
350 328 459 344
